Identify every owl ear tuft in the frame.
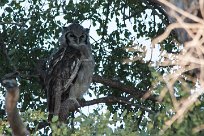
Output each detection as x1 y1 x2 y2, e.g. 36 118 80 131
85 28 90 33
62 26 67 29
62 27 68 33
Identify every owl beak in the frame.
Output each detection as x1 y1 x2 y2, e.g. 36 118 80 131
77 39 80 44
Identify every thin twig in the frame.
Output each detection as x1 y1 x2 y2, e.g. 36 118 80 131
157 0 204 24
159 89 204 135
0 22 28 27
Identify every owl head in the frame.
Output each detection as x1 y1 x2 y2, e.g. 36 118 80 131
60 23 90 50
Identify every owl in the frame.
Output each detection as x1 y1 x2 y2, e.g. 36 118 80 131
46 23 94 122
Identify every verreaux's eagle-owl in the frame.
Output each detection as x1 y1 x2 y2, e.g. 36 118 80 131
45 23 94 122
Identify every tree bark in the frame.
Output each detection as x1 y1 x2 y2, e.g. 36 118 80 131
92 75 157 102
2 72 30 136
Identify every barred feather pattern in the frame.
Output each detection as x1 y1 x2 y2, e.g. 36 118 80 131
46 23 94 122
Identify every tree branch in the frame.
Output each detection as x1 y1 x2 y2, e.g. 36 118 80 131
79 96 154 113
1 72 30 136
36 95 154 131
92 75 158 102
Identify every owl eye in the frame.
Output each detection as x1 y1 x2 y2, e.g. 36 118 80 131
69 34 75 38
80 34 86 39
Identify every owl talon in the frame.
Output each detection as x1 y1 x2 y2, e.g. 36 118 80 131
68 98 80 108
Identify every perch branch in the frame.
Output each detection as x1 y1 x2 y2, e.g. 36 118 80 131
79 96 154 113
36 95 154 130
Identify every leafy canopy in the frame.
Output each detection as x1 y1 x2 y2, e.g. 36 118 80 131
0 0 203 135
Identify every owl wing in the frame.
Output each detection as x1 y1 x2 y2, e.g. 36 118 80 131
62 58 81 92
46 47 67 120
46 47 81 121
47 47 66 75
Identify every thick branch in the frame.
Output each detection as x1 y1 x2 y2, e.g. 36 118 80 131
92 75 157 102
1 72 30 136
79 96 154 113
36 95 154 130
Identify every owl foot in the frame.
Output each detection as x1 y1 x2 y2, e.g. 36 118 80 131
59 98 80 122
68 98 80 109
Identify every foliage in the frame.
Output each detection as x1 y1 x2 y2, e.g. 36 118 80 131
0 0 203 135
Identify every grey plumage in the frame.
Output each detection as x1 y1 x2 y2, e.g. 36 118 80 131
46 23 94 122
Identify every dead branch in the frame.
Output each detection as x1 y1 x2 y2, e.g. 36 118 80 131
152 0 204 134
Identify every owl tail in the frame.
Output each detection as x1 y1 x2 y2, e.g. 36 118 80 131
59 98 80 122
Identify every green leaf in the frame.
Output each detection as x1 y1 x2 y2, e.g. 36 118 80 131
51 116 59 122
0 0 7 6
5 7 13 13
122 109 127 117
